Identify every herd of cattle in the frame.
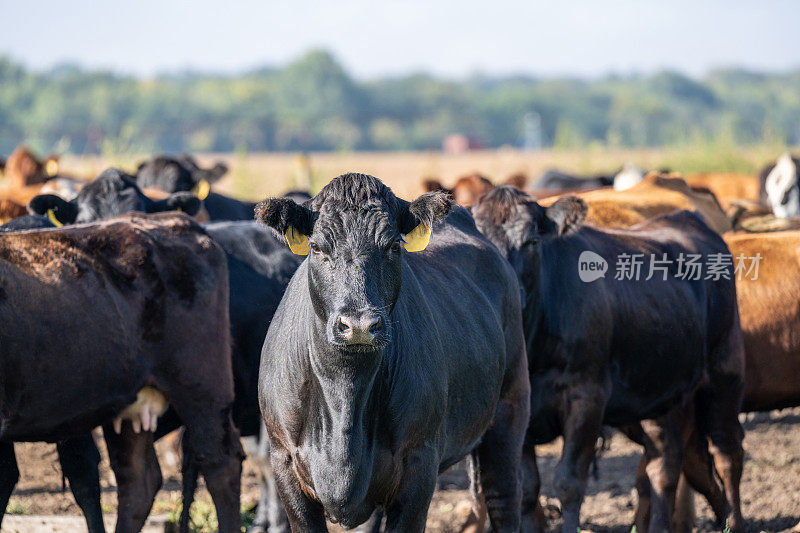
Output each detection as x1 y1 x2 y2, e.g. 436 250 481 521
0 145 799 533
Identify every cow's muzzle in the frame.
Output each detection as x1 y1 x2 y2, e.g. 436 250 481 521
329 311 387 350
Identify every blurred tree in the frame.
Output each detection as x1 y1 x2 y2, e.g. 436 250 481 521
0 53 798 154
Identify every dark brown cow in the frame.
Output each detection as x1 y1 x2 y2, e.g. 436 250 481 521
2 145 60 188
0 212 243 533
0 199 27 223
422 172 528 207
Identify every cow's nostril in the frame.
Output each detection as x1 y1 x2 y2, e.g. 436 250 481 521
368 316 383 334
337 317 352 335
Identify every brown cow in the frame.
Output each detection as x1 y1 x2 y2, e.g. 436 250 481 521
539 173 732 234
422 172 529 207
0 199 27 223
635 230 800 532
423 172 494 206
684 172 760 209
0 213 243 533
2 146 60 188
0 147 83 221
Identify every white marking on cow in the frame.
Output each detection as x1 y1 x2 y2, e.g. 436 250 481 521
613 163 644 191
39 178 81 200
765 152 800 218
112 386 168 434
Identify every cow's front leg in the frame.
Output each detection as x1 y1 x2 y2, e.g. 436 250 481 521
554 385 606 533
384 448 439 533
269 443 327 533
0 442 20 530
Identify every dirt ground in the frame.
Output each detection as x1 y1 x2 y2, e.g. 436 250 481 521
3 408 799 532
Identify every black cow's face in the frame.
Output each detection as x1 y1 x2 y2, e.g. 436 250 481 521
136 155 228 194
306 206 402 351
473 186 586 289
257 173 451 353
28 168 200 225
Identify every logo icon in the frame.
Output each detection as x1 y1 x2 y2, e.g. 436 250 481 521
578 251 607 282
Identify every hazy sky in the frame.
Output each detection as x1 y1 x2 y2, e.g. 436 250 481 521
2 0 798 78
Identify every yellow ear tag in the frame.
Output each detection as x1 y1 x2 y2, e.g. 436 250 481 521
285 226 310 255
192 179 210 201
403 222 431 252
45 159 59 177
46 209 63 227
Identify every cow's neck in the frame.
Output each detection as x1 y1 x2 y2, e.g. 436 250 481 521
303 319 386 504
521 255 547 353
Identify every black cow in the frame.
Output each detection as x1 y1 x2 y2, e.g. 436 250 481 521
136 154 255 221
27 167 200 224
531 168 614 191
471 186 745 532
255 173 532 531
0 214 53 232
0 213 242 532
15 176 307 532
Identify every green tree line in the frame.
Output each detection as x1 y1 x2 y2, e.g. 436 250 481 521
1 49 799 155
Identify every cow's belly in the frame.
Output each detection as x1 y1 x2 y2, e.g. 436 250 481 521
0 318 149 441
529 339 706 442
604 337 706 425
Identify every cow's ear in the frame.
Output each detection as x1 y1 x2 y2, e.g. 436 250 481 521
545 196 587 236
200 162 228 183
398 191 452 252
255 197 315 255
149 192 201 216
189 163 227 200
28 194 77 225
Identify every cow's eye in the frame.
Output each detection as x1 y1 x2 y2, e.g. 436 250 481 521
309 241 321 253
390 240 402 253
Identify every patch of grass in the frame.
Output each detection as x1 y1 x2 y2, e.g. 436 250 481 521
6 501 30 515
163 500 256 533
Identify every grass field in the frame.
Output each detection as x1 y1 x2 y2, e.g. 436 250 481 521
60 144 791 202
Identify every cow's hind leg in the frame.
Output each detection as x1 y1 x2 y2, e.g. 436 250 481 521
697 325 745 533
474 397 528 532
640 415 682 533
57 434 106 533
102 423 162 533
0 442 20 530
178 437 199 533
696 384 745 533
554 385 606 533
633 454 653 532
674 413 726 531
175 401 242 533
520 437 546 532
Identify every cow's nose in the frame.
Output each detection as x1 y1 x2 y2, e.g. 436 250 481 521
336 314 383 344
